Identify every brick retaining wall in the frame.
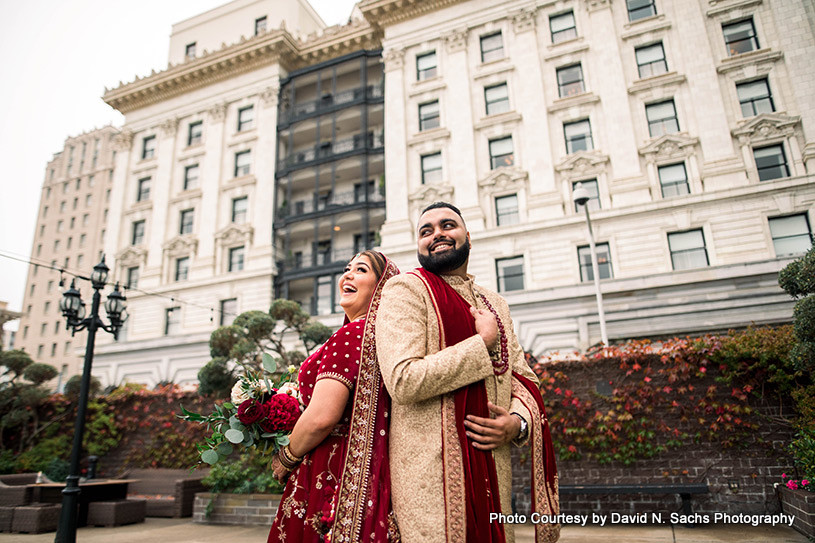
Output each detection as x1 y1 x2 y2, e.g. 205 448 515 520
192 492 281 526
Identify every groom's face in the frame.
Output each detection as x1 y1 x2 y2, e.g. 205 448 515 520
417 207 470 274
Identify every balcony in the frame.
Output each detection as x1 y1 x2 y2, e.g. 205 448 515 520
277 130 384 173
277 245 358 278
277 187 384 222
279 83 384 126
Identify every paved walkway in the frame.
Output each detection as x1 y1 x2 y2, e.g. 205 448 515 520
0 519 807 543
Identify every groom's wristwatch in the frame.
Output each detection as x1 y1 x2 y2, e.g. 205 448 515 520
511 413 528 441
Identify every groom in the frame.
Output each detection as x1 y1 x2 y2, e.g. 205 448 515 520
377 202 559 543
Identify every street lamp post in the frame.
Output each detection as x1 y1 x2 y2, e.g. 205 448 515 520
55 256 127 543
573 184 609 346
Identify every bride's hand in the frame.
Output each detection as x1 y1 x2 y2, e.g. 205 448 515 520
271 455 289 482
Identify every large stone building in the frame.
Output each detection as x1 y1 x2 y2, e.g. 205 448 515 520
365 0 814 352
14 126 118 384
87 0 812 387
94 0 381 386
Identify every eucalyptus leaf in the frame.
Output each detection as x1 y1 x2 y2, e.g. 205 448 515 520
225 428 245 444
276 434 290 447
216 442 234 456
262 352 277 374
201 449 220 465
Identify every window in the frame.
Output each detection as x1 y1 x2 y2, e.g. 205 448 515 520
316 275 335 315
23 326 28 339
54 240 60 252
127 266 139 289
668 229 708 270
416 51 437 81
635 43 668 78
557 64 584 97
232 197 248 224
67 237 72 249
57 220 64 232
573 180 600 212
354 181 375 203
229 246 245 272
737 78 775 117
495 194 519 226
73 198 79 210
489 137 514 169
646 100 679 137
238 106 254 131
46 186 51 198
43 206 48 218
37 244 42 256
37 345 44 358
316 240 331 265
179 209 194 235
30 284 35 296
220 298 238 326
658 163 690 197
496 256 525 292
418 101 440 131
51 343 57 357
235 150 251 177
79 234 86 247
131 220 145 245
723 18 759 56
754 144 789 181
60 201 66 213
64 341 71 355
137 177 151 202
175 257 190 281
550 11 577 44
421 152 442 183
353 231 376 253
85 194 92 207
769 215 812 256
77 254 84 269
184 164 199 190
564 119 593 153
83 214 89 226
63 182 69 194
185 42 196 59
47 280 53 293
480 32 504 63
627 0 656 21
485 83 509 115
44 301 51 314
40 224 45 236
142 136 156 160
188 121 203 146
70 217 75 229
578 243 613 281
54 321 60 334
165 307 180 335
255 16 267 35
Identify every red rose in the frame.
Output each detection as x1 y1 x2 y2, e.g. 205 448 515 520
259 393 300 433
236 399 265 425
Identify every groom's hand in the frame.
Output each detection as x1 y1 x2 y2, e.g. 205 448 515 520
470 307 498 350
464 401 521 450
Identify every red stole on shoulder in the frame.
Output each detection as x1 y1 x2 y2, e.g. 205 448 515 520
413 268 506 543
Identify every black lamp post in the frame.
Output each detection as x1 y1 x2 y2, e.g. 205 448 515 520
55 256 127 543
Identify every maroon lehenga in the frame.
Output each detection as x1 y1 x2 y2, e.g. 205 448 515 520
269 257 400 543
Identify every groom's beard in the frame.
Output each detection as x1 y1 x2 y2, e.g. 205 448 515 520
418 240 470 275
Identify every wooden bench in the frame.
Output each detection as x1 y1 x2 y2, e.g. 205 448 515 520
559 483 709 524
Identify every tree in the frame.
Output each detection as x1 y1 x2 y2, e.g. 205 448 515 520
200 300 332 394
779 246 815 373
0 350 59 452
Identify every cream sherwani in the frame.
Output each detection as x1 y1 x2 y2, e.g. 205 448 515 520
377 272 540 543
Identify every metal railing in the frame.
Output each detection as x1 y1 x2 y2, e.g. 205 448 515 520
278 130 384 171
279 83 384 124
277 188 384 219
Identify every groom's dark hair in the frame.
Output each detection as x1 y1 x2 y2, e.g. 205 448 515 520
420 201 464 223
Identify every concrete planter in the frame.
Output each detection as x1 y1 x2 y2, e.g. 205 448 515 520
777 485 815 538
192 492 281 526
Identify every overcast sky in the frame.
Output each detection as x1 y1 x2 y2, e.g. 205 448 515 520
0 0 358 329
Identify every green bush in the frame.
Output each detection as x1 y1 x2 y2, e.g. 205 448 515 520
201 452 284 494
43 458 70 482
197 358 235 398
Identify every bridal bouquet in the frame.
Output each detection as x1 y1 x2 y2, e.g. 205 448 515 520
179 354 302 465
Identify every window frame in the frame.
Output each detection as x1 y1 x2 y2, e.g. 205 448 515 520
220 298 238 326
131 220 145 245
480 32 505 63
137 177 151 202
237 105 254 131
255 16 267 36
635 42 668 78
165 307 180 335
234 150 252 177
668 229 709 270
495 194 520 226
496 256 525 292
421 152 443 184
179 208 194 235
564 119 594 154
578 242 613 282
126 266 139 289
232 196 248 224
753 144 790 181
627 0 657 22
723 18 759 56
418 100 440 131
416 51 438 81
646 99 680 138
657 163 691 198
489 136 515 169
572 179 600 212
485 83 510 116
187 121 203 146
183 164 199 191
229 246 245 272
736 78 775 117
185 42 196 59
175 257 190 281
549 11 577 44
141 135 156 160
556 63 585 98
769 214 813 257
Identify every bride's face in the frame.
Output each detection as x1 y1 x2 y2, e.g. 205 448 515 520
338 254 378 320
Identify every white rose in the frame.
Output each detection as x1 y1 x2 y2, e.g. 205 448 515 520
278 381 300 400
230 381 250 404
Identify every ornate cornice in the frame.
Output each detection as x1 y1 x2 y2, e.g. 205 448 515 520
208 102 228 122
162 235 199 257
638 133 700 162
477 167 529 194
359 0 469 28
260 84 279 108
111 130 134 151
408 183 454 213
731 113 800 145
215 224 255 246
116 246 148 267
159 117 180 137
554 150 610 179
443 28 468 53
104 20 381 115
383 48 406 71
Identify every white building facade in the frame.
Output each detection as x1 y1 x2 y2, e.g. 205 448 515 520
364 0 815 353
